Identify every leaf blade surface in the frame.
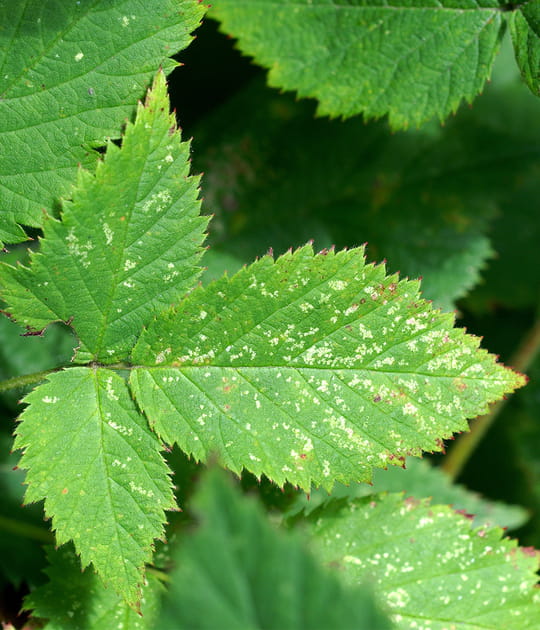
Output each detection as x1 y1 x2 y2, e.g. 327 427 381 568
130 245 524 489
210 0 506 127
0 0 205 241
0 72 207 362
15 368 175 604
304 493 540 629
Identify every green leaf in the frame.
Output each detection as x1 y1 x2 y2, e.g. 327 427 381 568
130 244 524 490
194 78 504 311
14 368 175 604
0 72 207 363
287 457 530 530
158 470 392 630
0 0 205 242
209 0 507 127
305 493 540 629
26 545 162 630
511 1 540 96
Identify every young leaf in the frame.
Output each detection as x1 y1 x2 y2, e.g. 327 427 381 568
0 0 205 242
14 368 175 604
130 244 524 490
0 72 207 363
26 545 162 630
209 0 507 127
304 493 540 629
158 470 392 629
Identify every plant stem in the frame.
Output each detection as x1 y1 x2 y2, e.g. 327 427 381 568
0 362 135 393
0 515 54 544
0 368 65 393
146 566 171 583
442 317 540 480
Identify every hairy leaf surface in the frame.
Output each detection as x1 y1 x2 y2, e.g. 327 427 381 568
210 0 506 127
130 245 524 490
0 0 205 242
305 493 540 629
0 73 207 363
158 470 392 629
26 546 162 630
15 369 175 604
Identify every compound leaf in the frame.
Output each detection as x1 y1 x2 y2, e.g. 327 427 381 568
14 368 175 605
130 244 524 490
209 0 507 127
304 493 540 629
26 545 162 630
0 0 205 242
0 72 207 363
158 470 392 630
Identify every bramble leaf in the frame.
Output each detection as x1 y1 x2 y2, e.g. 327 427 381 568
0 72 207 363
287 457 529 530
303 493 540 629
209 0 507 127
14 368 175 604
158 470 392 630
0 0 205 242
26 545 163 630
511 1 540 96
130 244 524 490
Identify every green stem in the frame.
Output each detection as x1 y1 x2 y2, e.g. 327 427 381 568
146 566 171 583
0 362 135 393
0 367 66 393
442 317 540 480
0 515 54 544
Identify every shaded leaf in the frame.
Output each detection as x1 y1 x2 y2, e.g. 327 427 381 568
158 470 392 630
26 545 162 630
15 368 175 604
130 244 523 490
0 0 205 242
305 493 540 629
210 0 507 127
0 72 207 363
511 1 540 96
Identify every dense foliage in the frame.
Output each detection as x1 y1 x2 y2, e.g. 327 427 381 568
1 1 539 628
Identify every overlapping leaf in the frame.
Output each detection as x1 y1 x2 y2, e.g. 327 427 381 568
511 0 540 95
26 545 162 630
0 0 205 242
194 78 528 311
287 457 529 530
130 244 524 490
0 72 207 363
158 470 392 629
304 493 540 629
15 368 175 604
209 0 507 127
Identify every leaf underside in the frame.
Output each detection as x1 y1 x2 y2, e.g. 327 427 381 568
15 369 175 604
0 72 207 363
306 493 540 629
130 244 524 490
210 0 507 127
0 0 205 243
